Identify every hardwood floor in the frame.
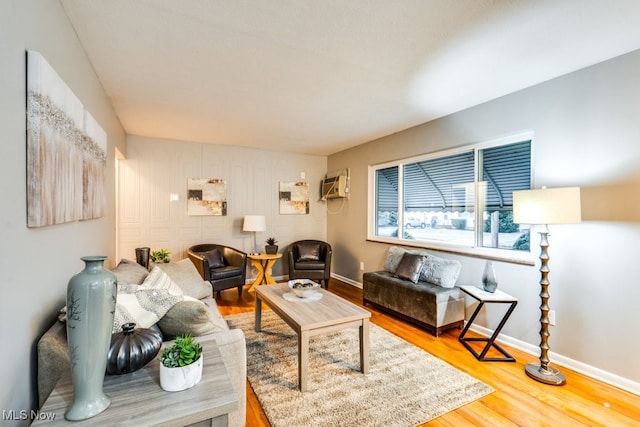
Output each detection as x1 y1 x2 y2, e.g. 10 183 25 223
216 279 640 426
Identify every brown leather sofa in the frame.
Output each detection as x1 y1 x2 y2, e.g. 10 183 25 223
187 244 247 297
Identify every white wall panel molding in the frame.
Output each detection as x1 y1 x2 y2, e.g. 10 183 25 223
120 136 327 273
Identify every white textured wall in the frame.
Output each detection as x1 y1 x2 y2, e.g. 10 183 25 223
0 1 126 423
328 48 640 391
119 136 327 279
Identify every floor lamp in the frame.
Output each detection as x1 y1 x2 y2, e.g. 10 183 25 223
242 215 266 254
513 187 581 385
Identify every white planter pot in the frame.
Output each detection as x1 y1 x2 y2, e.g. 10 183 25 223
159 357 203 392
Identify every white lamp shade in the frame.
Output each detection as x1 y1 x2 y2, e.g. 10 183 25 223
242 215 266 232
513 187 581 225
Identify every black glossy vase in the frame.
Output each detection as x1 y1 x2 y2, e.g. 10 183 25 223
106 323 163 375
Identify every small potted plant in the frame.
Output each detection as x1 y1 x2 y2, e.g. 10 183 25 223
265 237 278 254
158 335 203 391
150 248 171 263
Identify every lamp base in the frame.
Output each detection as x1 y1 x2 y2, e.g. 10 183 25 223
525 363 566 385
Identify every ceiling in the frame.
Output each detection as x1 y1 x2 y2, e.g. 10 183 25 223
60 0 640 156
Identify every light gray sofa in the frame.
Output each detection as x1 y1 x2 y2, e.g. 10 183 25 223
363 246 465 337
37 258 247 427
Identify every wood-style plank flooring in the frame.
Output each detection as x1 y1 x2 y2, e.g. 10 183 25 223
215 279 640 426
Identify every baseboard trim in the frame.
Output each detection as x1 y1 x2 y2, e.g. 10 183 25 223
330 275 640 396
466 322 640 396
331 273 362 289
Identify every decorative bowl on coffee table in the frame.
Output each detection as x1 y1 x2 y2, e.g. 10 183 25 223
287 279 321 298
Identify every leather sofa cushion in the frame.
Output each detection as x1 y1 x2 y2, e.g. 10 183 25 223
296 242 320 261
210 265 242 280
294 260 325 270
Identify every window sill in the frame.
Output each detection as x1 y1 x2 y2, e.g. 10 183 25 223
367 236 536 266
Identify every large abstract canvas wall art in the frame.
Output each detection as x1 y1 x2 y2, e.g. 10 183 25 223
279 181 309 214
187 178 227 216
26 50 107 228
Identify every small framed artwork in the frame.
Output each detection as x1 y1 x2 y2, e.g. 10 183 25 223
187 178 227 216
279 181 309 215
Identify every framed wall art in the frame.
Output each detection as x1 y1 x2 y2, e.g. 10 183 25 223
187 178 227 216
279 181 309 215
26 50 107 227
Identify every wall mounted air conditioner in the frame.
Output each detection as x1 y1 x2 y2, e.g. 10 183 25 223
321 175 347 200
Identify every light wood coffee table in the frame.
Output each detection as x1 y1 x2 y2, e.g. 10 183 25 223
255 282 371 392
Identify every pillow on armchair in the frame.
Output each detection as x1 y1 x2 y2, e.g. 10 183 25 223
296 242 321 262
203 249 225 268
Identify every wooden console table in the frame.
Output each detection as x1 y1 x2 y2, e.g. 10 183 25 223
458 285 518 362
34 338 237 426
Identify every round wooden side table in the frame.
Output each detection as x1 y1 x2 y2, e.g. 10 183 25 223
247 253 282 292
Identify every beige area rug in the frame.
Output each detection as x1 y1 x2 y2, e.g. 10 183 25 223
225 311 494 427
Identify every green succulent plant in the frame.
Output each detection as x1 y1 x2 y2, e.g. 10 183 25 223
265 237 277 245
150 248 171 263
158 335 203 368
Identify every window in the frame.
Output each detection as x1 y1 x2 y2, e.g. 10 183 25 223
371 136 531 257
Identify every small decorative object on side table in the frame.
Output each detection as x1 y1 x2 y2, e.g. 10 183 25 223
264 237 278 254
158 335 204 392
458 285 518 362
65 256 117 421
482 260 498 293
107 322 162 375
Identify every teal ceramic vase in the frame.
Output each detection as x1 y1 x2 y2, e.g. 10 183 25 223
65 256 117 421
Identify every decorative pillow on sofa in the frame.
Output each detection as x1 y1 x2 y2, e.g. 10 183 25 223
157 259 212 299
157 299 225 339
420 254 462 288
203 249 225 269
111 259 149 285
296 242 320 262
383 246 408 273
139 266 184 296
395 253 426 283
112 283 183 334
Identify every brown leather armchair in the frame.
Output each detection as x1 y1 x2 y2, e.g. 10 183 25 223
187 244 247 297
287 240 332 289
